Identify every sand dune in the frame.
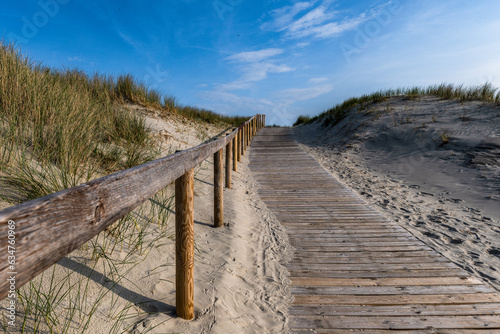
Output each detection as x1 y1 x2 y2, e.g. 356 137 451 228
1 108 293 333
294 96 500 291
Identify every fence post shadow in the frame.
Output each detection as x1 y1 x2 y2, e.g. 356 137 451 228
57 257 175 315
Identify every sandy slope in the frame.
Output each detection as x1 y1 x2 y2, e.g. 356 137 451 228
294 96 500 290
1 107 293 333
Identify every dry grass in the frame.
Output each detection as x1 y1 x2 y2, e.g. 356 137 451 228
0 42 245 332
306 83 500 127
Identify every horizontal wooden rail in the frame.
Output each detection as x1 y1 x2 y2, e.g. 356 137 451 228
0 113 265 318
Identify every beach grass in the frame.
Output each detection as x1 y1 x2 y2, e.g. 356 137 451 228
292 115 311 126
298 83 500 127
0 41 243 332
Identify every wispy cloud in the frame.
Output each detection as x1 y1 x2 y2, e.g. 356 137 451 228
226 48 284 63
220 48 293 90
308 77 329 84
117 29 143 54
261 0 367 39
68 56 84 62
276 84 334 103
260 2 316 32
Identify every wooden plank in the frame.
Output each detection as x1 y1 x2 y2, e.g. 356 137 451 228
290 330 500 334
291 285 495 295
292 293 500 305
289 269 469 279
290 245 431 252
290 315 500 330
287 262 459 271
292 250 441 258
290 303 500 316
290 276 484 287
248 127 500 332
291 256 451 265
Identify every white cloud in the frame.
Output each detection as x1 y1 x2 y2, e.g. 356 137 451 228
308 77 329 84
276 84 334 103
305 15 367 38
220 49 294 90
287 6 336 36
226 48 284 63
117 30 143 54
260 2 315 32
261 1 368 40
198 89 302 126
295 42 310 48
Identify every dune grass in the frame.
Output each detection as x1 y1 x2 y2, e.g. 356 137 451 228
299 83 500 127
292 115 311 126
176 104 249 126
0 42 163 202
0 42 244 332
10 188 176 333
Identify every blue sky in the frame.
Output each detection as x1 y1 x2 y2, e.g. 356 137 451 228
2 0 500 125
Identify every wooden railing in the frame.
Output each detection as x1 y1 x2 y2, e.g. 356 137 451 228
0 114 266 320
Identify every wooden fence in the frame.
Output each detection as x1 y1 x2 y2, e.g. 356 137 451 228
0 114 266 320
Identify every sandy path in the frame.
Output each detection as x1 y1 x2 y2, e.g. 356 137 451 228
147 152 293 333
1 108 293 333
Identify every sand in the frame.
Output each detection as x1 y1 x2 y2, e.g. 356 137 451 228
294 96 500 290
5 95 500 332
1 107 293 333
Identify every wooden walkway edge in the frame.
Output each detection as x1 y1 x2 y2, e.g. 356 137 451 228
249 127 500 332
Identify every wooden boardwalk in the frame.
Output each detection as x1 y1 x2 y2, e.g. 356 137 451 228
249 127 500 333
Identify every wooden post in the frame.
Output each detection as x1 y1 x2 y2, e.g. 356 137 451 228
246 124 250 147
225 141 231 189
214 149 223 227
232 137 238 172
175 169 195 320
237 130 242 161
241 126 245 155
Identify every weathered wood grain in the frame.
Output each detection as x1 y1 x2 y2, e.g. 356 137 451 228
249 127 500 332
290 315 500 330
225 140 232 189
232 136 237 172
175 168 195 319
0 115 257 301
237 130 242 161
214 149 224 228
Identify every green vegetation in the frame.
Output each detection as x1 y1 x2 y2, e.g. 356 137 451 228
439 130 451 145
292 115 311 126
176 104 249 126
309 83 500 127
0 42 247 332
0 42 246 203
0 43 163 202
12 189 175 333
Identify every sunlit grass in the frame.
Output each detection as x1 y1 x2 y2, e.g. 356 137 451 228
301 83 500 127
0 42 162 203
0 41 241 332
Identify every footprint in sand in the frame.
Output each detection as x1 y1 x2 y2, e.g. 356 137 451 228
487 247 500 258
